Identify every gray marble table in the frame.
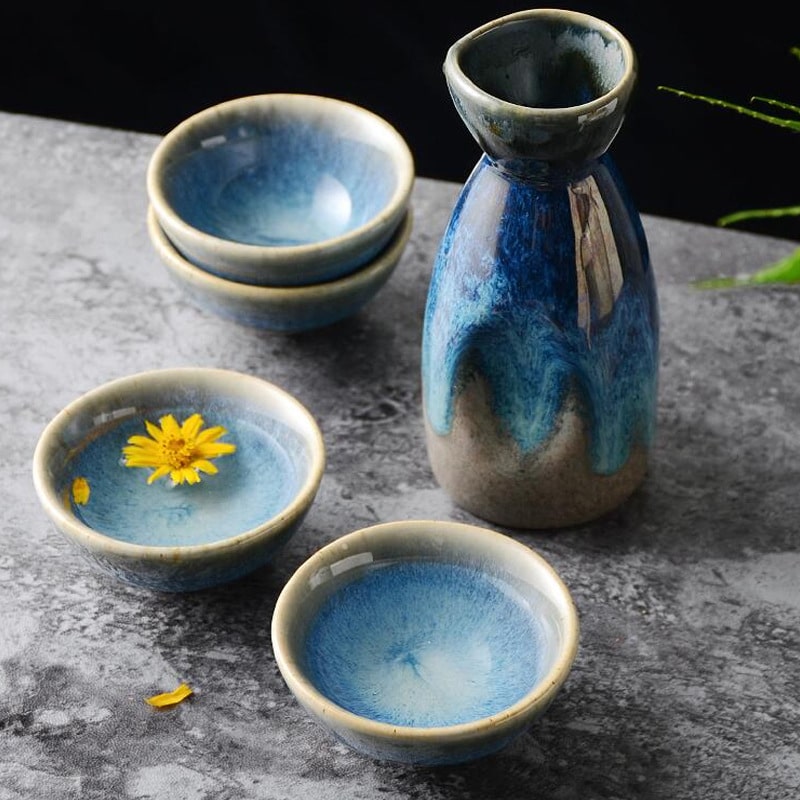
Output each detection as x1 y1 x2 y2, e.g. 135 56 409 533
1 110 798 800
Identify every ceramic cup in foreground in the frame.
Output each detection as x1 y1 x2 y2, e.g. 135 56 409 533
271 519 579 765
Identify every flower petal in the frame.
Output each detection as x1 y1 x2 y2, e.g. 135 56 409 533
196 441 236 459
181 413 204 440
125 435 160 448
160 414 181 438
145 682 193 708
145 419 166 441
195 425 228 444
193 459 219 475
147 465 171 485
71 477 90 505
184 469 201 485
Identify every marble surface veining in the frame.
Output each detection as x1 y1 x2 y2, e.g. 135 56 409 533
0 110 799 800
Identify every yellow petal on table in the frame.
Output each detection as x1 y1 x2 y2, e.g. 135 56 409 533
145 682 193 708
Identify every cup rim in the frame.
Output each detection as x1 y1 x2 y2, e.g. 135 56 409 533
445 8 636 120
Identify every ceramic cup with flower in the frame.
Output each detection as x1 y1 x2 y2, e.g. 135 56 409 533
32 367 326 592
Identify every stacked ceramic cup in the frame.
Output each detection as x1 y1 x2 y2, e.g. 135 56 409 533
146 94 415 332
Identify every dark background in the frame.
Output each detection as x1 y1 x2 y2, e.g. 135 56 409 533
3 2 800 241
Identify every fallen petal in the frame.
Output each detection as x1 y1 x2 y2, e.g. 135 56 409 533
145 682 193 708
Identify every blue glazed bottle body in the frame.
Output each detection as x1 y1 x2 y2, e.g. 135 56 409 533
422 152 659 528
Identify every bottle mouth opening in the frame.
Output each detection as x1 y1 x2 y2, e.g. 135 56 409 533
454 14 631 111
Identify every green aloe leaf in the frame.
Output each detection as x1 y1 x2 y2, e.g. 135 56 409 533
718 205 800 227
659 50 800 288
657 86 800 132
749 96 800 117
693 247 800 289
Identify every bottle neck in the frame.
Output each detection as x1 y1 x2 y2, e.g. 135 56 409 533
485 153 598 188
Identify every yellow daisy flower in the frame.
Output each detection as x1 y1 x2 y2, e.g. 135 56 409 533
122 413 236 486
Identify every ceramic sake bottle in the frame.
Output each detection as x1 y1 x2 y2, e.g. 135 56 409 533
421 9 660 529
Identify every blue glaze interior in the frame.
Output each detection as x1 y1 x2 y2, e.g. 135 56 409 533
303 559 555 728
459 19 625 108
63 405 308 546
422 153 659 475
164 124 397 246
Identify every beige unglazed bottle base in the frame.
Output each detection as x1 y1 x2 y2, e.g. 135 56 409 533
425 379 649 530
